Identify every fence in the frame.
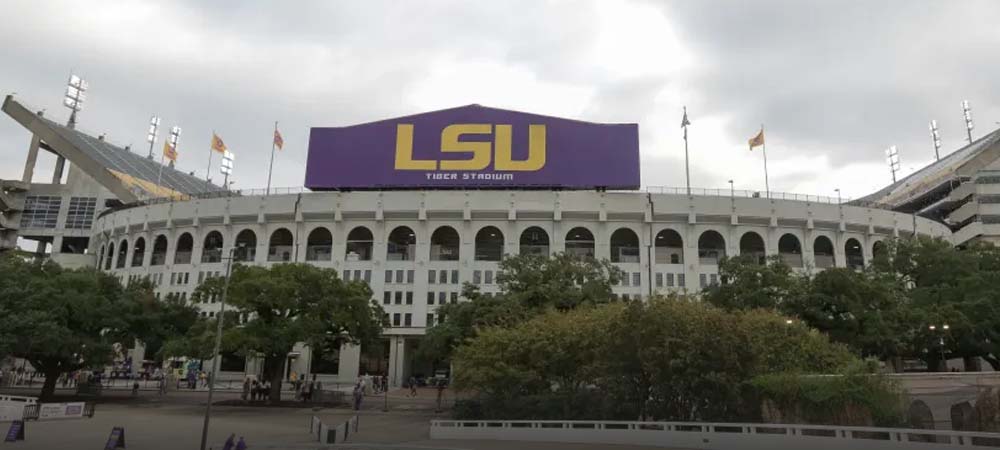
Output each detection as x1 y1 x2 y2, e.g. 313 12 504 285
430 420 1000 450
309 415 359 444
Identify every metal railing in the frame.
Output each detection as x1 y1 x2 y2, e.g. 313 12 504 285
431 419 1000 449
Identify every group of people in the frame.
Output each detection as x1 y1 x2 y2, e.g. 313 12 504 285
241 378 272 402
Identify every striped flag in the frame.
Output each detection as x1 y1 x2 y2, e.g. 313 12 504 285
273 128 284 150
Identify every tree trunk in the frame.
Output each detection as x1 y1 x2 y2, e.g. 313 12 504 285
40 366 61 401
265 355 284 403
983 355 1000 371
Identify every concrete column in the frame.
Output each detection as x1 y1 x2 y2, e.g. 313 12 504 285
52 156 66 184
22 135 41 183
338 342 361 384
130 340 146 378
683 225 699 293
387 336 406 387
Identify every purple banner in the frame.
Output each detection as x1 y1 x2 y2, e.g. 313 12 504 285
305 105 639 189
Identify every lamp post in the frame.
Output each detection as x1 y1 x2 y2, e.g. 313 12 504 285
834 188 841 204
928 324 950 372
728 180 734 199
199 243 243 450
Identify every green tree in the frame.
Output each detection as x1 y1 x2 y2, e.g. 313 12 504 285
419 253 622 363
121 278 200 361
0 254 132 399
198 263 385 402
703 254 804 310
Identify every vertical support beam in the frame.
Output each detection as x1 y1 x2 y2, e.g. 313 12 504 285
52 156 66 184
22 135 41 183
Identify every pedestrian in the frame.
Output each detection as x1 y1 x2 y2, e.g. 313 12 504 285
132 380 140 397
408 376 418 397
251 379 259 401
352 381 364 410
262 381 270 402
241 377 250 402
199 370 207 388
158 376 167 396
235 436 248 450
302 376 314 403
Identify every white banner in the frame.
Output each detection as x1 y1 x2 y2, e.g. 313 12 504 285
37 402 85 420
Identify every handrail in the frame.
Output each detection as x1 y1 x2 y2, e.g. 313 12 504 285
98 185 898 220
430 419 1000 448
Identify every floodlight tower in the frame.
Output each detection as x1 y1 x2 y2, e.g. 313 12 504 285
64 74 88 129
886 146 901 183
146 116 161 159
962 100 974 143
219 150 234 189
929 120 942 160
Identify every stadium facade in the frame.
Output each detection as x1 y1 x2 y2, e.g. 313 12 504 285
2 93 996 386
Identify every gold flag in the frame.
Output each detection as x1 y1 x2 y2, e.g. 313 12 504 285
748 129 765 150
211 133 227 153
163 140 177 161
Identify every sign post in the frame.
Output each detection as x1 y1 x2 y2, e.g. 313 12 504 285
104 426 125 449
4 420 24 442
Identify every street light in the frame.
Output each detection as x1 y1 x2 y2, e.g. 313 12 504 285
64 74 87 129
834 188 841 204
199 243 244 450
728 180 734 199
927 324 950 372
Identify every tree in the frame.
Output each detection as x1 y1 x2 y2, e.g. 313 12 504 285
0 254 132 399
419 253 622 363
198 263 384 402
782 268 911 363
121 278 200 361
703 254 804 310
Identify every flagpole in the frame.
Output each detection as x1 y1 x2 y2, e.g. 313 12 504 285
205 131 214 191
266 121 277 195
761 124 770 198
683 106 691 196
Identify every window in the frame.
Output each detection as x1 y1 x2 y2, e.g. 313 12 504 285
383 291 390 305
667 273 675 287
632 272 641 287
234 229 257 262
175 233 194 265
438 292 447 304
306 227 333 261
621 294 630 301
395 270 404 284
170 272 176 285
621 274 630 287
430 226 460 261
699 274 707 288
428 270 436 284
405 291 413 304
20 195 61 229
407 270 414 283
520 227 549 256
710 274 718 286
610 228 640 263
699 230 727 265
473 270 482 284
267 228 294 262
427 292 435 304
385 270 393 283
364 270 371 283
778 234 803 267
565 227 595 258
394 291 402 305
131 237 146 267
342 270 350 281
426 314 435 327
198 271 205 284
345 227 373 261
451 270 459 284
450 292 458 304
65 197 97 229
353 270 362 281
655 273 663 287
814 236 835 269
404 313 412 327
678 274 686 287
484 270 493 284
655 229 684 264
202 231 224 263
474 226 504 261
387 226 416 261
116 240 128 269
392 313 401 326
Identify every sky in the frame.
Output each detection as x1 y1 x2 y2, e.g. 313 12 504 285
1 0 997 200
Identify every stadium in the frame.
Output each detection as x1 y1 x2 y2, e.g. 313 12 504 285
2 91 997 387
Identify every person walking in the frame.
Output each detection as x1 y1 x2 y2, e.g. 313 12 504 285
352 381 364 410
241 377 250 402
408 376 418 397
250 379 259 402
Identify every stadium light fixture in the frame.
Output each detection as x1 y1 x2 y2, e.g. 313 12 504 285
220 150 234 189
885 146 901 183
146 115 161 158
64 74 88 129
929 120 941 160
962 100 974 143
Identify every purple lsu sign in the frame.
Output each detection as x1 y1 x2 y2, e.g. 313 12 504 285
305 105 639 190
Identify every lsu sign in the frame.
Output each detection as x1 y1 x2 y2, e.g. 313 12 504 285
305 104 639 190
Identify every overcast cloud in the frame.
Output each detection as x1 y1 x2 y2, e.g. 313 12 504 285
1 0 997 199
